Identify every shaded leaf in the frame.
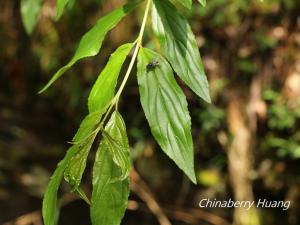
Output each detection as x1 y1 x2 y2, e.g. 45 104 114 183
20 0 43 34
102 111 131 180
63 41 132 190
43 111 103 225
88 43 133 113
62 110 104 188
39 2 138 93
56 0 69 20
152 0 211 103
91 112 130 225
64 132 97 190
63 42 132 196
42 145 79 225
137 47 196 183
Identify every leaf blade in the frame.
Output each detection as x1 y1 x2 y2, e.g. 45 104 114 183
137 47 196 183
63 132 97 190
104 111 131 179
152 0 211 103
56 0 69 20
177 0 192 9
63 41 133 189
42 145 79 225
62 109 104 188
42 111 103 225
20 0 43 34
197 0 206 7
91 112 130 225
88 43 133 113
39 2 138 93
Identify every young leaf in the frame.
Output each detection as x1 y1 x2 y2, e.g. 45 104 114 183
63 110 103 187
43 111 102 225
63 41 132 195
91 112 130 225
137 47 197 184
56 0 69 20
152 0 211 103
198 0 206 7
177 0 192 9
63 40 133 189
88 43 133 113
39 2 138 93
20 0 43 34
64 132 97 190
102 111 131 179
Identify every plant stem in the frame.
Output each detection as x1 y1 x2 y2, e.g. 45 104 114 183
115 0 151 102
98 0 151 128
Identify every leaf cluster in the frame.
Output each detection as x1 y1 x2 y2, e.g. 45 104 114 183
30 0 211 225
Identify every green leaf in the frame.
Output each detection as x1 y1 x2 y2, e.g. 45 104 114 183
198 0 206 7
64 132 97 190
88 43 133 113
20 0 43 34
137 47 197 184
152 0 211 103
102 111 131 180
177 0 192 9
43 111 103 225
63 40 133 188
62 42 133 189
39 2 138 94
72 110 103 142
56 0 69 20
91 112 130 225
42 145 80 225
75 187 91 205
63 110 104 187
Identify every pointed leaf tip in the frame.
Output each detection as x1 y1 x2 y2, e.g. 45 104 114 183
137 47 197 183
40 3 138 93
152 0 211 103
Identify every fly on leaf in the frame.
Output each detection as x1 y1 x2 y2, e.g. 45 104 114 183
146 60 159 71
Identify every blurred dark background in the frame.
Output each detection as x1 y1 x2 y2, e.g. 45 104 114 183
0 0 300 225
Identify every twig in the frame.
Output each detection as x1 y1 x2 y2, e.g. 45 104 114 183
166 207 231 225
127 199 232 225
3 210 42 225
130 169 172 225
129 169 230 225
2 193 79 225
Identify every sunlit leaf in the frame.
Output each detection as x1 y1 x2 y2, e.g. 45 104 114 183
20 0 43 34
72 110 103 142
88 43 133 113
177 0 192 9
152 0 211 103
137 47 196 183
39 2 138 93
91 111 130 225
198 0 206 7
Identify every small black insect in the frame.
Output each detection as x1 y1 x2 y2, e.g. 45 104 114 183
146 60 160 71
